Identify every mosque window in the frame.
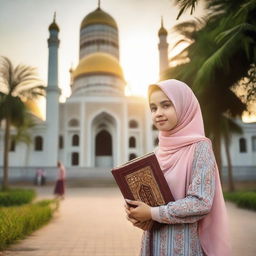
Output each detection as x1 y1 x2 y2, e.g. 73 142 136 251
35 136 43 151
69 119 79 127
239 138 247 153
10 137 16 152
129 137 136 148
154 137 159 146
72 152 79 166
129 153 137 161
129 120 138 128
72 134 79 146
59 136 64 149
252 136 256 152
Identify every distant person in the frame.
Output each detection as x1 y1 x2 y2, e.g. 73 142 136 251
35 168 46 186
54 161 66 199
125 80 231 255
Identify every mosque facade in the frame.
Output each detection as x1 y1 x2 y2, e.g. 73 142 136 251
0 4 255 181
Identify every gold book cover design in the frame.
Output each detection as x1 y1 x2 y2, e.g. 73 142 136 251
112 153 174 206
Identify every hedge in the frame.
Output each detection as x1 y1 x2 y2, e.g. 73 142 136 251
0 188 36 206
224 191 256 211
0 199 58 250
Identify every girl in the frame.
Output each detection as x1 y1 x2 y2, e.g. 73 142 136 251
125 79 231 256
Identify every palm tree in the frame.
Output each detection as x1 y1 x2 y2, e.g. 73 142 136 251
162 8 251 184
221 116 243 191
0 56 45 190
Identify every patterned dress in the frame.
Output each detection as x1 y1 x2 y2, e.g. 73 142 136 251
140 141 216 256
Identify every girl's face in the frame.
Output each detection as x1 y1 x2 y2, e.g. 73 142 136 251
149 89 178 131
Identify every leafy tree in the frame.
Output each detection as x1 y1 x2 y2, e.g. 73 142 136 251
0 56 45 190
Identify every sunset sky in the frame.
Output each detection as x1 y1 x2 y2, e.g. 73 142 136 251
0 0 205 100
1 0 255 122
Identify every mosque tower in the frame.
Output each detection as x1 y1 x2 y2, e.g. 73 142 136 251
45 14 61 167
71 1 125 97
158 17 169 77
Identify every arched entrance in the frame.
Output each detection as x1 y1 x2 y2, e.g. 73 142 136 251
91 112 117 167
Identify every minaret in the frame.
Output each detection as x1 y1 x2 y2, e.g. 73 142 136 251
158 17 169 77
45 13 61 167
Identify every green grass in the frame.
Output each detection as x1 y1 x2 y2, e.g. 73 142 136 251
0 188 36 206
224 191 256 211
0 199 58 250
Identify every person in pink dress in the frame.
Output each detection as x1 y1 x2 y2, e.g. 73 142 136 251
54 161 66 199
125 79 231 256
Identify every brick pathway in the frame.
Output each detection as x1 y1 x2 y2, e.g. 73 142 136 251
1 187 256 256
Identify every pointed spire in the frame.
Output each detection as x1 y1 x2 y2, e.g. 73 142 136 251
98 0 101 9
53 11 56 22
158 16 167 36
49 12 59 32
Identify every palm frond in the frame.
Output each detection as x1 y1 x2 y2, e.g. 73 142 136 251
0 56 13 91
175 0 198 19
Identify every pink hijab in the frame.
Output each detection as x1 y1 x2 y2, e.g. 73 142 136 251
149 79 231 256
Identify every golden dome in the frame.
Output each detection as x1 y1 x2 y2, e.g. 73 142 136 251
73 53 124 80
25 100 43 119
81 7 117 29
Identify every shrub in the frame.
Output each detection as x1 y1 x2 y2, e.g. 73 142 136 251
224 191 256 211
0 199 58 250
0 188 36 206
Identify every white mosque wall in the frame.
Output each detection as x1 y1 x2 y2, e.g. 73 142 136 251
221 120 256 167
71 75 125 96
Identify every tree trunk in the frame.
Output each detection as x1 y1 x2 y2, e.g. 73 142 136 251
213 130 223 183
224 134 235 192
3 118 10 190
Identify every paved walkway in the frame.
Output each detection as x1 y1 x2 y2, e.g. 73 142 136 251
1 187 256 256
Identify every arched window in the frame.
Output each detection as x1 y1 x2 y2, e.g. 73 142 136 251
129 120 138 128
252 136 256 152
59 135 64 149
239 138 247 153
72 134 79 146
129 137 136 148
129 153 137 160
35 136 43 151
10 137 15 152
68 119 79 127
154 137 159 146
72 152 79 166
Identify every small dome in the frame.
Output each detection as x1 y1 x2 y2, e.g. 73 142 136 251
158 26 167 36
49 22 59 32
73 52 124 80
80 7 117 29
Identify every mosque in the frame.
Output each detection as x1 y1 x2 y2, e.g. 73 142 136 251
0 3 255 182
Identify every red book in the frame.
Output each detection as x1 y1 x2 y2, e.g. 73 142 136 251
111 152 174 207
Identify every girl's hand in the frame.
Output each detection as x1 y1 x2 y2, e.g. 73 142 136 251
134 220 154 231
125 199 152 222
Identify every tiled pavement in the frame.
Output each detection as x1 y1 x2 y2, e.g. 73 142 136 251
1 187 256 256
